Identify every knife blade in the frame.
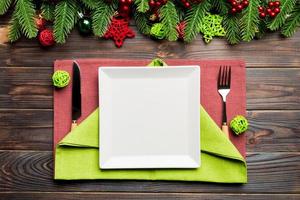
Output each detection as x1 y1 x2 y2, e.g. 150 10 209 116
71 61 81 130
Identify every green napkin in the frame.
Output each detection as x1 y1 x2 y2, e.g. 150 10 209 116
55 107 247 183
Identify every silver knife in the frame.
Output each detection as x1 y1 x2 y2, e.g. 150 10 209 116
71 61 81 130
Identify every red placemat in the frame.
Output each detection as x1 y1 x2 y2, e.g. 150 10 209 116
54 59 246 157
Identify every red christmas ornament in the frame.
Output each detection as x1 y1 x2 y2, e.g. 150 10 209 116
103 17 135 48
38 29 55 47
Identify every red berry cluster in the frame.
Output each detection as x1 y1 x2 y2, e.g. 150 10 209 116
258 1 280 18
119 0 133 17
149 0 168 9
228 0 249 14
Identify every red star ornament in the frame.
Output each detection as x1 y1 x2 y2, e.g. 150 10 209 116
103 17 135 47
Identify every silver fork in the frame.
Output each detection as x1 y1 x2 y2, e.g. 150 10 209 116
217 66 231 138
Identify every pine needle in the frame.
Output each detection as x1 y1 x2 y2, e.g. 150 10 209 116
42 2 55 21
159 1 179 41
134 11 151 35
8 10 22 42
210 0 228 15
80 0 98 10
134 0 150 13
282 3 300 37
15 0 38 38
223 14 241 44
268 0 297 31
0 0 13 15
92 1 115 37
54 0 78 44
240 0 260 42
184 0 211 42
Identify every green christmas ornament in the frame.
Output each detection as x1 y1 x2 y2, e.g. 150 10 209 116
150 23 165 40
52 70 70 88
199 14 226 43
77 13 92 35
230 115 249 135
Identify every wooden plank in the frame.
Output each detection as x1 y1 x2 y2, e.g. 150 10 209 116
1 67 299 110
0 192 299 200
0 109 299 152
0 151 299 193
0 28 299 68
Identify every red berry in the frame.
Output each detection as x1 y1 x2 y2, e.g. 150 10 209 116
274 7 280 13
155 1 161 7
259 12 267 18
231 1 238 7
185 2 191 8
268 1 274 8
267 8 272 14
259 12 266 18
258 6 264 12
149 0 155 7
237 4 243 11
161 0 167 4
242 0 249 7
270 12 276 18
231 7 237 14
127 0 133 4
122 5 129 11
274 1 280 7
120 0 126 4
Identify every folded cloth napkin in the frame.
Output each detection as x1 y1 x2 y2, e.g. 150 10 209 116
55 107 246 182
54 59 247 183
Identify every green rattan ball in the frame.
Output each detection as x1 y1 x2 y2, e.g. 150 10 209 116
52 70 70 88
230 115 249 135
150 23 165 40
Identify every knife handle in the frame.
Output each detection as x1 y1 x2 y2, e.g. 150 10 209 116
222 123 229 138
71 121 77 130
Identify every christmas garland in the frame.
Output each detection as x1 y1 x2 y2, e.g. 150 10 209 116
1 0 299 47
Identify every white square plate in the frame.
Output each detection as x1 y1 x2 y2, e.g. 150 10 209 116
99 66 200 169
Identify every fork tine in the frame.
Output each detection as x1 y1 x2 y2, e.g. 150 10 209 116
218 66 222 87
228 66 231 87
224 66 228 86
222 66 226 86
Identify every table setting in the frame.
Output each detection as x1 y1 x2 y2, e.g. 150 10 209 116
53 58 247 183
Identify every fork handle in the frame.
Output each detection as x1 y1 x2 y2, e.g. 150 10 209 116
222 123 229 138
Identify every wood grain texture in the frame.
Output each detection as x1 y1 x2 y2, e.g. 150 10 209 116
1 10 300 199
0 151 299 193
0 193 299 200
0 110 299 152
1 67 299 110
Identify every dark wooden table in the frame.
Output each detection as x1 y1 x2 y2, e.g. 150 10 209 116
0 13 300 199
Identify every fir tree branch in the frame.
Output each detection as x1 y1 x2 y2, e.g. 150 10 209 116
184 0 211 42
281 3 300 37
268 0 296 31
92 1 115 37
159 1 179 41
240 0 260 42
134 0 150 13
8 10 22 42
54 0 78 44
80 0 98 10
15 0 38 38
0 0 13 15
223 14 241 44
134 11 151 35
210 0 228 15
41 2 55 21
255 19 267 39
